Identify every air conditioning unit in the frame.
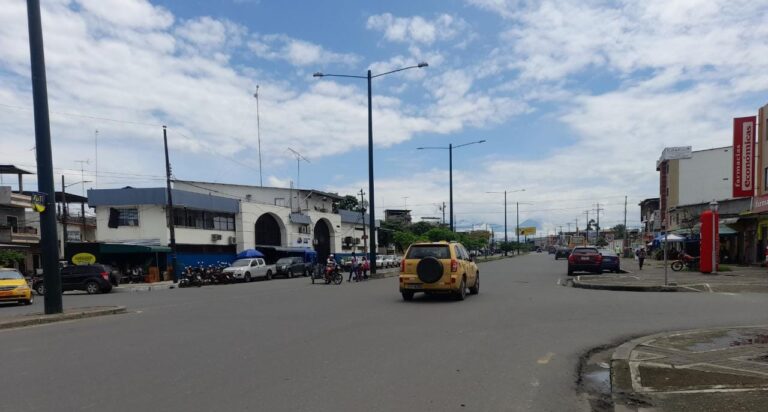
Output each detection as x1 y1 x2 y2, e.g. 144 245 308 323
211 234 222 241
228 236 237 245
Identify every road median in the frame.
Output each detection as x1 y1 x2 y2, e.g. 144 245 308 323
0 306 127 330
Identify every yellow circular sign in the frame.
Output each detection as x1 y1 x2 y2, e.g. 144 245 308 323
72 252 96 265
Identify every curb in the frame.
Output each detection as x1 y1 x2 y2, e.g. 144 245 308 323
0 306 127 330
609 325 768 396
572 276 679 292
113 283 176 293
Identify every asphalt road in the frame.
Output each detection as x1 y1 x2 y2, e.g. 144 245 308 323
2 254 768 411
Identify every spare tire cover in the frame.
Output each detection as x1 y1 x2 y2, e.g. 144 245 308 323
417 257 444 284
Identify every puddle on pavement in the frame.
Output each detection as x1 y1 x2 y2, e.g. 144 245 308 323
581 365 611 396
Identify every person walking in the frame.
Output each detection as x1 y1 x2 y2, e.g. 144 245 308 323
348 253 358 282
361 256 369 280
637 247 647 271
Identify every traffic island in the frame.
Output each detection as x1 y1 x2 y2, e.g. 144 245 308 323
605 326 768 411
0 306 127 330
571 262 768 293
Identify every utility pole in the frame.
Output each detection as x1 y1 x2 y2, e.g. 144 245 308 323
623 195 628 249
584 210 590 244
441 202 446 226
163 126 178 283
594 203 604 241
359 188 367 254
503 190 508 256
449 143 453 231
27 0 62 314
516 201 520 255
575 218 579 236
253 86 263 187
75 159 88 224
94 129 98 189
61 175 67 257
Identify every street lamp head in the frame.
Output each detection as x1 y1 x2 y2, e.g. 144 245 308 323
417 62 429 68
312 72 324 77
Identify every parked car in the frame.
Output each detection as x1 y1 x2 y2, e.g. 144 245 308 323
222 258 275 282
33 264 113 295
535 247 543 253
554 247 571 260
399 241 479 301
0 268 33 305
376 255 386 268
275 257 308 278
382 255 397 268
567 247 602 276
598 249 621 273
547 245 557 254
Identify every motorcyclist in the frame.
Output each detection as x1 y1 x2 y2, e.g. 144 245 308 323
325 255 337 281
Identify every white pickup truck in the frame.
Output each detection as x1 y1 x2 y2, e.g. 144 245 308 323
223 258 276 282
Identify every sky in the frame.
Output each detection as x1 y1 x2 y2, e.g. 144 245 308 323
1 0 768 238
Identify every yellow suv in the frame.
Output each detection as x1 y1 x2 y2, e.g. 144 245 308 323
0 268 33 306
399 241 479 301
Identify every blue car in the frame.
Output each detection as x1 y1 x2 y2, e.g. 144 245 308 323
598 249 621 273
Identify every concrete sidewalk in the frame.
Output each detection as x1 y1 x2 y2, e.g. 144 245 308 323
572 259 768 293
113 280 176 292
0 306 127 329
610 326 768 411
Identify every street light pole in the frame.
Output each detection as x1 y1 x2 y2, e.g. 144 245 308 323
419 139 485 232
312 62 428 275
486 189 524 256
516 201 520 255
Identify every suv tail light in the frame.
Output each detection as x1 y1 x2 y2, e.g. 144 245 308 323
596 255 603 264
100 271 110 280
451 259 458 272
567 254 575 263
401 259 405 272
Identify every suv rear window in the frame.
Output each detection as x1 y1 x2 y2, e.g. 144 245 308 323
406 245 451 259
572 248 599 254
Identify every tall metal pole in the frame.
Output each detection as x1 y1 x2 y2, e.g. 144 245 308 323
359 188 367 254
623 195 628 250
516 201 520 255
255 85 263 187
27 0 61 314
367 70 377 275
163 126 178 282
503 190 508 256
449 143 453 232
61 175 67 258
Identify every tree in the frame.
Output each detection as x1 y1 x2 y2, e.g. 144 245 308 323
498 242 514 253
337 195 360 211
408 221 434 236
611 224 626 239
0 250 24 267
596 237 609 247
392 231 417 253
425 227 458 242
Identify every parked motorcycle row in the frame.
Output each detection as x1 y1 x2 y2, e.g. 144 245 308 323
178 262 235 288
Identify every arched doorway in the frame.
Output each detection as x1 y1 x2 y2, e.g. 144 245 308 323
314 219 334 263
255 213 284 246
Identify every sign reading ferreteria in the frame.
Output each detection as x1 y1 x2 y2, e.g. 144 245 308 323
733 116 756 198
660 146 692 161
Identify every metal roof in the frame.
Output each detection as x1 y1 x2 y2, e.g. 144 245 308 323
0 165 33 175
87 187 239 213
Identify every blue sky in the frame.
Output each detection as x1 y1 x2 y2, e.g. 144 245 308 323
1 0 768 236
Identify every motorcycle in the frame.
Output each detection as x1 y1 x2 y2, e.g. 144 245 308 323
179 266 203 287
671 253 699 271
324 264 343 285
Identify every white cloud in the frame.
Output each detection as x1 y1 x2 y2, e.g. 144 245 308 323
248 34 359 66
76 0 174 30
366 13 468 45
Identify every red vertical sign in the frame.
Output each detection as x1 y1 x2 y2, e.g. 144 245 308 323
733 116 756 198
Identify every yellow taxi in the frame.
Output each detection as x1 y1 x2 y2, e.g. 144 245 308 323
399 241 479 301
0 268 33 306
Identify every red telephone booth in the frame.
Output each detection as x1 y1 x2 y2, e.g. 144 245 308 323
700 207 719 273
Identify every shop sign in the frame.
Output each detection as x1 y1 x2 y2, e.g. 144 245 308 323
733 116 756 198
517 227 536 236
71 252 96 265
752 194 768 214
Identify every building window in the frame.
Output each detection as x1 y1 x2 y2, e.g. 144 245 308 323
116 208 139 226
6 216 18 232
173 208 235 231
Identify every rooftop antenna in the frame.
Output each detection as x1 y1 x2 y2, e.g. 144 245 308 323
253 86 263 187
74 159 89 198
286 147 310 189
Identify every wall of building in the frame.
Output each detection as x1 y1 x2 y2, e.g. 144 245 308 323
95 204 169 244
174 181 336 213
239 202 341 252
678 147 732 205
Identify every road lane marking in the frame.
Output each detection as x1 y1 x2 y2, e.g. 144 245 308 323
537 352 555 364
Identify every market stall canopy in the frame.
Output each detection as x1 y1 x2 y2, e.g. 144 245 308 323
236 249 264 259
